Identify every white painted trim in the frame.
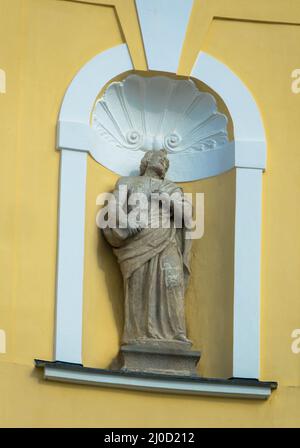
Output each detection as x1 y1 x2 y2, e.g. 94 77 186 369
57 121 94 153
55 41 267 381
55 44 133 364
55 149 87 364
233 168 262 379
43 366 272 399
192 52 266 157
192 52 266 379
135 0 194 73
234 141 266 169
58 44 133 127
58 51 267 181
57 124 265 182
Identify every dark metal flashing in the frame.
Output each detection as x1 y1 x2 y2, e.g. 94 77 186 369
35 359 277 391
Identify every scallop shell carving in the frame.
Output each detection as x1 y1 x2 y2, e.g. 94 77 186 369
92 75 228 154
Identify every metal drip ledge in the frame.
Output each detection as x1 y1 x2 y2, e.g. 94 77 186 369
35 360 277 400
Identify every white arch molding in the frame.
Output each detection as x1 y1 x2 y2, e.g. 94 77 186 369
55 41 266 380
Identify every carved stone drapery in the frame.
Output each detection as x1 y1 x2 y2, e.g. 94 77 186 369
102 149 201 376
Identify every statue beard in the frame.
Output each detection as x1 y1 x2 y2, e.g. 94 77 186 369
148 162 166 179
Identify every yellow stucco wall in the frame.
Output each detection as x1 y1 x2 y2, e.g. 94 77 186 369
1 0 300 427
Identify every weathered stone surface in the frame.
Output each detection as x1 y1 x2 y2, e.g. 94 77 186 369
102 149 200 376
120 343 201 377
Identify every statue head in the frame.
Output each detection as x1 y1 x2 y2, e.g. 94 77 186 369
139 149 169 179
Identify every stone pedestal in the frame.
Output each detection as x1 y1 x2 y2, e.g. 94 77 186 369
120 341 201 376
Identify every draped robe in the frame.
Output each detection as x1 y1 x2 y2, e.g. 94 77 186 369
102 175 192 345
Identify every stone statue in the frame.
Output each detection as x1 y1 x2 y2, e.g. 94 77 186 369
102 149 200 375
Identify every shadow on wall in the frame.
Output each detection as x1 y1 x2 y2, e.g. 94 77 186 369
97 230 124 369
183 170 235 379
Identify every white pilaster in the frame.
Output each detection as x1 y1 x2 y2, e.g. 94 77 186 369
233 168 263 378
192 52 266 379
55 149 87 363
54 44 133 364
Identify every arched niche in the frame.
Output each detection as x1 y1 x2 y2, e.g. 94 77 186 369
55 43 266 382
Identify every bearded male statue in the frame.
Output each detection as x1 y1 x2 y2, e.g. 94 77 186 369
102 149 200 375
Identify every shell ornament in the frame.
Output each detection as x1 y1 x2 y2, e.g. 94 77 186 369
92 75 228 154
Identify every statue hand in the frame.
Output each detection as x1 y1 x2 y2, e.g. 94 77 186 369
128 224 142 237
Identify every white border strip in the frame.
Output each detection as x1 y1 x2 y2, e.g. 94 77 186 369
55 150 87 363
192 52 266 379
233 168 262 378
55 43 266 379
58 44 133 128
44 366 272 399
135 0 194 73
192 52 266 153
55 44 133 363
